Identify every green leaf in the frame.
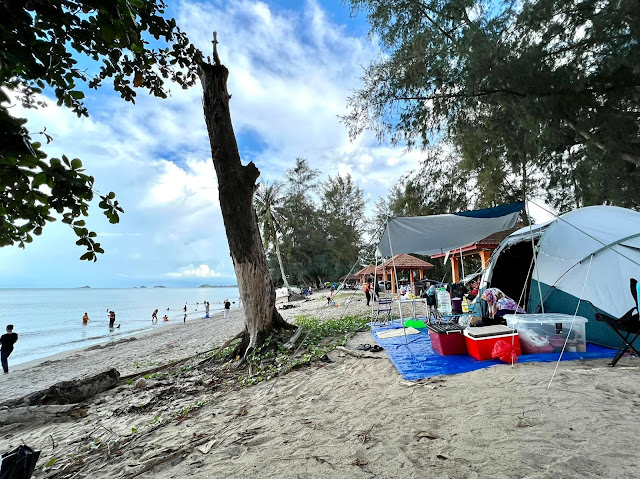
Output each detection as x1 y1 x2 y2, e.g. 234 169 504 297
69 91 85 100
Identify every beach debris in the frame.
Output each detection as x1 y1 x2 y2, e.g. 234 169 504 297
516 417 538 428
416 431 439 441
352 458 368 468
134 378 147 389
2 369 121 408
336 346 385 359
197 440 216 454
235 428 261 445
436 454 448 460
235 405 248 417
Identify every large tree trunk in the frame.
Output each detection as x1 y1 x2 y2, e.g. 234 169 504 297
199 43 292 354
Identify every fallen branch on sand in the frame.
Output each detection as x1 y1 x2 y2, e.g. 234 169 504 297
2 369 121 408
0 404 88 425
336 346 385 359
122 435 212 479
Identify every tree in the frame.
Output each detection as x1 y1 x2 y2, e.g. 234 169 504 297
344 0 640 205
1 0 201 259
320 173 365 279
200 35 293 355
254 181 291 290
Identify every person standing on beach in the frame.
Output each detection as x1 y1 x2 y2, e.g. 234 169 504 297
1 325 18 374
82 312 90 325
205 302 210 318
364 282 371 306
224 299 231 319
184 313 187 324
152 309 158 324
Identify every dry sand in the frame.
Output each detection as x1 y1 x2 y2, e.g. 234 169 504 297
1 291 639 478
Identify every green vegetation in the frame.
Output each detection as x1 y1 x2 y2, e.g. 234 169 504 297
345 0 640 213
238 314 369 387
258 159 365 288
1 0 201 259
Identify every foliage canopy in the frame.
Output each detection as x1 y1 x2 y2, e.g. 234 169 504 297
1 0 201 259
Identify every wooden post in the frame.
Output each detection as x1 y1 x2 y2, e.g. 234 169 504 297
451 256 460 283
419 269 424 280
391 269 396 293
480 250 491 270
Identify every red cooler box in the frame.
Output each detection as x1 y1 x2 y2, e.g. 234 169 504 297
427 324 467 355
463 325 521 361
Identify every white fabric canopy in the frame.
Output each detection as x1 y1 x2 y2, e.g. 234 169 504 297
377 204 523 257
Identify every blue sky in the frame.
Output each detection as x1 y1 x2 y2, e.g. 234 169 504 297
0 0 553 288
0 0 422 288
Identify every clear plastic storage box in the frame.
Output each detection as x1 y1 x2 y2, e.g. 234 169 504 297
504 313 588 354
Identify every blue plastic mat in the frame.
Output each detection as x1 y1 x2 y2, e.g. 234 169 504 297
372 324 619 381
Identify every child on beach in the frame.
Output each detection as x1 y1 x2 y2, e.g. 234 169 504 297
205 302 210 318
163 314 169 322
1 325 18 374
152 309 158 324
82 312 90 325
224 299 231 319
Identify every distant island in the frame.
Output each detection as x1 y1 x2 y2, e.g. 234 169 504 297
80 286 90 288
199 284 238 288
153 285 166 288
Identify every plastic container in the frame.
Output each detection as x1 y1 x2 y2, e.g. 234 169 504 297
504 313 588 354
463 326 521 361
437 288 452 315
462 298 469 313
428 324 467 355
451 297 462 313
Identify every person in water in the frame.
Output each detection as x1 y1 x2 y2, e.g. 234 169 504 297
224 299 231 319
163 314 169 322
108 310 116 328
151 309 158 324
82 312 90 325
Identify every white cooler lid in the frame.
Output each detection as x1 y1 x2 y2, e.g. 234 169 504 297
503 313 589 325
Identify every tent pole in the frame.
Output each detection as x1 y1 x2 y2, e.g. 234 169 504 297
387 225 408 345
526 200 545 314
371 251 379 332
459 247 465 281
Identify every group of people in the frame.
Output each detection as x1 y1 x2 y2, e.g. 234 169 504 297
362 281 381 306
151 299 232 323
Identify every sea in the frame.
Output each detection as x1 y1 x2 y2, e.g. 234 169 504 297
0 287 240 366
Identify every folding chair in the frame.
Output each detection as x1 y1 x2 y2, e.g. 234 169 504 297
595 278 640 367
373 298 393 326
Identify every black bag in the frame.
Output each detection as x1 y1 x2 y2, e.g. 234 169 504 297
0 445 40 479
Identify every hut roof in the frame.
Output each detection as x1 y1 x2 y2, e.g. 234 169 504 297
382 254 434 269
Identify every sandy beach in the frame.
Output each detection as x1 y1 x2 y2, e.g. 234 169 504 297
1 291 639 478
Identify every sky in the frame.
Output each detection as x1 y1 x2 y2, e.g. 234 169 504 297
0 0 554 288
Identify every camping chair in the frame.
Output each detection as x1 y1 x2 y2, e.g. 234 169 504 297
373 298 393 326
594 278 640 367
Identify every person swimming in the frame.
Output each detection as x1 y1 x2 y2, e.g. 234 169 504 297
82 312 90 325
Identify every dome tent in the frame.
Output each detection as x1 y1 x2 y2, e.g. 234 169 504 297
481 206 640 349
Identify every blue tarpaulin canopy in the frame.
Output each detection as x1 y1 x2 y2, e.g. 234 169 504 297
377 202 524 257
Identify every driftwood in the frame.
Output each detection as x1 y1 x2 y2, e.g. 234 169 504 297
2 369 120 408
336 346 385 359
0 404 88 425
283 325 305 351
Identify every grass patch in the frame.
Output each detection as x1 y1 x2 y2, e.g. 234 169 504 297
238 314 368 387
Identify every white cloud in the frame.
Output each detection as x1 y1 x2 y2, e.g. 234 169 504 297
0 0 425 287
167 264 224 279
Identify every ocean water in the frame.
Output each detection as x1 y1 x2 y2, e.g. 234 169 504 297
0 287 240 365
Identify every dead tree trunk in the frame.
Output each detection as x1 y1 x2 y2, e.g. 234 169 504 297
199 34 293 355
